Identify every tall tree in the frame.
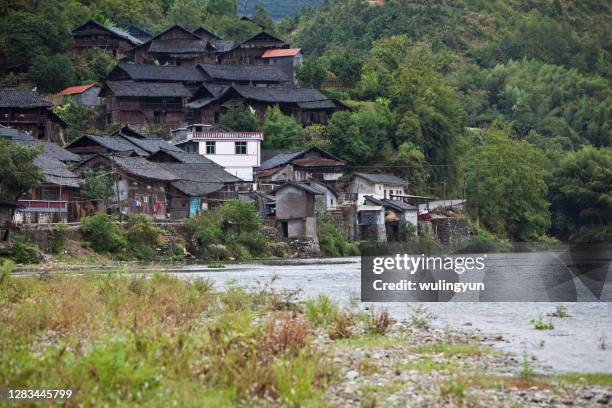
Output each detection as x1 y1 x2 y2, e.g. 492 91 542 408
0 141 43 201
262 106 303 149
219 105 260 131
465 128 550 241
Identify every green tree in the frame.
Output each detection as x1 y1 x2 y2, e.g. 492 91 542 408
465 129 550 241
0 141 43 201
204 0 237 16
54 100 97 144
328 106 393 165
250 3 274 31
80 212 127 254
549 146 612 242
296 58 328 88
29 54 75 94
81 169 117 211
262 105 303 149
219 105 260 131
168 0 206 30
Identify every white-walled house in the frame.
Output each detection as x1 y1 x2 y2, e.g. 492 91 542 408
172 124 262 181
349 172 409 204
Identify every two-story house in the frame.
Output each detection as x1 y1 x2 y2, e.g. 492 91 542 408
349 172 409 204
171 124 263 181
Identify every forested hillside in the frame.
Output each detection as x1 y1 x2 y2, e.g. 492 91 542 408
0 0 609 242
238 0 323 19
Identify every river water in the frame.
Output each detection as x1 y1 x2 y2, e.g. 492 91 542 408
171 255 612 374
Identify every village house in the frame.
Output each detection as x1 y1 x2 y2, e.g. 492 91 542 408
2 132 84 224
126 24 153 42
130 25 217 65
76 154 241 220
71 20 143 60
193 27 234 52
0 89 66 142
188 85 343 126
57 84 101 107
171 124 263 181
197 63 292 87
218 32 288 65
364 195 418 241
66 133 182 159
105 63 205 93
99 80 191 127
273 182 321 240
357 203 386 242
256 146 345 189
261 48 303 81
349 172 409 204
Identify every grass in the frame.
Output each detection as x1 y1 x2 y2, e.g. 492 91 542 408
0 263 333 407
554 373 612 386
416 342 496 357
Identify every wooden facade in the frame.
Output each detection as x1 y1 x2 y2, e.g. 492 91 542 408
71 20 141 60
105 96 187 126
219 32 288 65
0 106 64 142
132 26 217 65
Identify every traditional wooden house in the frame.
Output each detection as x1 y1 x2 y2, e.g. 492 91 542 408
76 154 241 220
218 32 288 65
65 134 181 158
131 25 217 65
99 80 191 126
255 146 345 188
197 63 292 87
262 48 303 81
126 24 153 42
193 27 234 53
106 63 205 93
188 85 344 126
0 89 66 142
9 139 83 224
273 182 322 240
71 20 143 60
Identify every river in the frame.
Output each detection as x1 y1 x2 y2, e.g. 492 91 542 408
170 254 612 374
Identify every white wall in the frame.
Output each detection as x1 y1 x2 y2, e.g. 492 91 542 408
350 177 406 203
196 139 260 181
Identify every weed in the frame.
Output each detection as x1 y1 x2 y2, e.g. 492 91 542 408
364 308 392 335
305 294 339 327
440 377 465 399
530 314 554 330
328 311 355 340
519 350 535 379
207 262 225 269
409 305 436 330
548 305 571 318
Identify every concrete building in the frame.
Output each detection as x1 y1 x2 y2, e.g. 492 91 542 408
273 182 322 240
171 124 263 181
349 172 409 204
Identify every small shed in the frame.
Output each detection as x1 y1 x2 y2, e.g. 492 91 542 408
58 84 100 106
273 182 322 240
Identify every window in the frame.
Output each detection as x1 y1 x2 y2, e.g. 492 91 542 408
235 141 247 155
206 141 216 154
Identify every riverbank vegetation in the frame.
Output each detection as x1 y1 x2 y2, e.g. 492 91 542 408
1 265 610 406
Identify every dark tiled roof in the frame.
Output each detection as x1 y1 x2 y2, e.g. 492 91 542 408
116 63 204 82
102 81 191 97
149 148 216 164
148 39 211 54
110 156 178 180
273 181 323 196
160 163 241 183
31 152 82 187
0 89 52 108
365 196 417 211
126 24 152 42
193 27 221 40
171 181 224 196
258 147 344 171
72 20 142 45
260 149 295 162
84 135 149 156
121 136 182 154
353 172 407 185
297 100 338 109
231 85 331 104
198 64 291 83
15 140 81 162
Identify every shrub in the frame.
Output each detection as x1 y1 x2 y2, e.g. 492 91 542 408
328 312 354 340
317 217 359 257
125 215 162 260
461 227 509 253
50 222 68 255
11 235 40 264
80 212 127 254
364 308 392 335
